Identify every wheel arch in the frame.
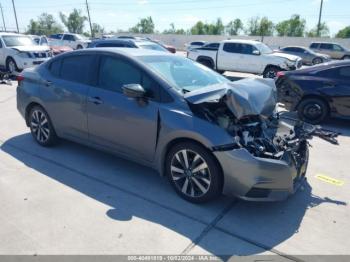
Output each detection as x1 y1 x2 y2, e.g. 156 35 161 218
196 56 215 68
25 101 45 126
161 137 224 192
294 94 331 112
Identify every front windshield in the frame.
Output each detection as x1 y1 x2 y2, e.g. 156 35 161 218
3 36 36 47
255 42 273 54
139 55 229 93
138 43 168 52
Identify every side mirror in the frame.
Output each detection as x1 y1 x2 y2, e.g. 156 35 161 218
252 50 260 55
122 84 146 99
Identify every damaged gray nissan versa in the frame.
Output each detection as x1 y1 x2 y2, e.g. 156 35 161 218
16 48 338 203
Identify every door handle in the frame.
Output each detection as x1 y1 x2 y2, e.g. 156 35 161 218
45 80 52 86
88 96 103 105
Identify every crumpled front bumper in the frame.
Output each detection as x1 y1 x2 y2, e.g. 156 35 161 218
213 143 308 201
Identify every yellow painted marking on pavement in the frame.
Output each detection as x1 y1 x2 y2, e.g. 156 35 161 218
315 174 344 186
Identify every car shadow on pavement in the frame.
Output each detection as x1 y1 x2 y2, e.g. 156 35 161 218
321 118 350 137
0 133 347 258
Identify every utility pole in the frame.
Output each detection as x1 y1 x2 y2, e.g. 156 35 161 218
11 0 19 33
317 0 324 37
0 3 6 31
85 0 94 38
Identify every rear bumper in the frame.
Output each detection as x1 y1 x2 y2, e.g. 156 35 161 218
214 143 308 201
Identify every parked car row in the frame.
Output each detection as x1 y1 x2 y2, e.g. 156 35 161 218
187 39 303 78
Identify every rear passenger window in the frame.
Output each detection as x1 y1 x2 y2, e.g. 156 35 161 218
61 55 95 85
310 43 318 48
320 43 332 50
223 43 240 53
49 59 61 77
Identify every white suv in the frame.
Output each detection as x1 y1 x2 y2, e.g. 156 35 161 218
48 33 91 49
0 33 52 74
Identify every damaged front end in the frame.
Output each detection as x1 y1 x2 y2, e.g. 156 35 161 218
185 78 338 201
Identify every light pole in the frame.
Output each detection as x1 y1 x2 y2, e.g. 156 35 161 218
317 0 324 37
0 3 6 31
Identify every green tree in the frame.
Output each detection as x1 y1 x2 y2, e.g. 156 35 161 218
129 16 154 34
336 26 350 38
190 18 225 35
190 21 206 35
91 23 105 36
246 16 274 38
275 14 306 37
59 9 87 34
26 13 63 35
226 19 243 35
307 22 329 37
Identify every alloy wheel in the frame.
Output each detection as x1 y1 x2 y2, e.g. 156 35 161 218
303 103 322 120
8 60 16 74
170 149 211 198
30 109 50 143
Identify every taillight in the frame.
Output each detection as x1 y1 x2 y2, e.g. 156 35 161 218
276 71 285 78
16 75 24 83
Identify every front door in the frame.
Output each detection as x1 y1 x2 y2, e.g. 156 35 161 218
87 55 160 162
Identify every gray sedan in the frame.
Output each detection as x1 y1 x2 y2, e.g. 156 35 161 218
17 48 329 203
276 46 330 65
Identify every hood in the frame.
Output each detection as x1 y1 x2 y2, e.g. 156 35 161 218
184 78 277 119
11 45 50 52
270 52 300 61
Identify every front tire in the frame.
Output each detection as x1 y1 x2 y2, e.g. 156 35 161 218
297 98 329 124
76 45 83 49
312 57 323 65
6 57 19 74
343 55 350 60
263 66 280 78
29 106 58 146
197 59 214 69
166 142 222 203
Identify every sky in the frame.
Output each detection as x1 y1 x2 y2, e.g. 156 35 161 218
0 0 349 36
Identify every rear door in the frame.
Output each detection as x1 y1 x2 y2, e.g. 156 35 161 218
217 42 241 71
87 54 160 162
317 66 350 117
62 34 76 49
41 54 96 141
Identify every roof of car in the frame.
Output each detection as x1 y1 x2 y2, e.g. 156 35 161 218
282 46 307 49
222 39 261 44
0 32 26 36
74 47 173 57
310 42 341 45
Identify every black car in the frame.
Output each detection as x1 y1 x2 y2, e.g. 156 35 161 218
276 60 350 123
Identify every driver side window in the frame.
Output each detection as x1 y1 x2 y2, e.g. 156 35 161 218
98 56 159 100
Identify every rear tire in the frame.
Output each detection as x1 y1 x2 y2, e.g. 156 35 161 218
29 106 58 147
165 142 222 203
6 57 19 75
312 57 323 65
297 98 329 124
263 66 280 78
197 59 214 69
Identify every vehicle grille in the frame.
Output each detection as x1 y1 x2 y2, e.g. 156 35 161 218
32 52 51 58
